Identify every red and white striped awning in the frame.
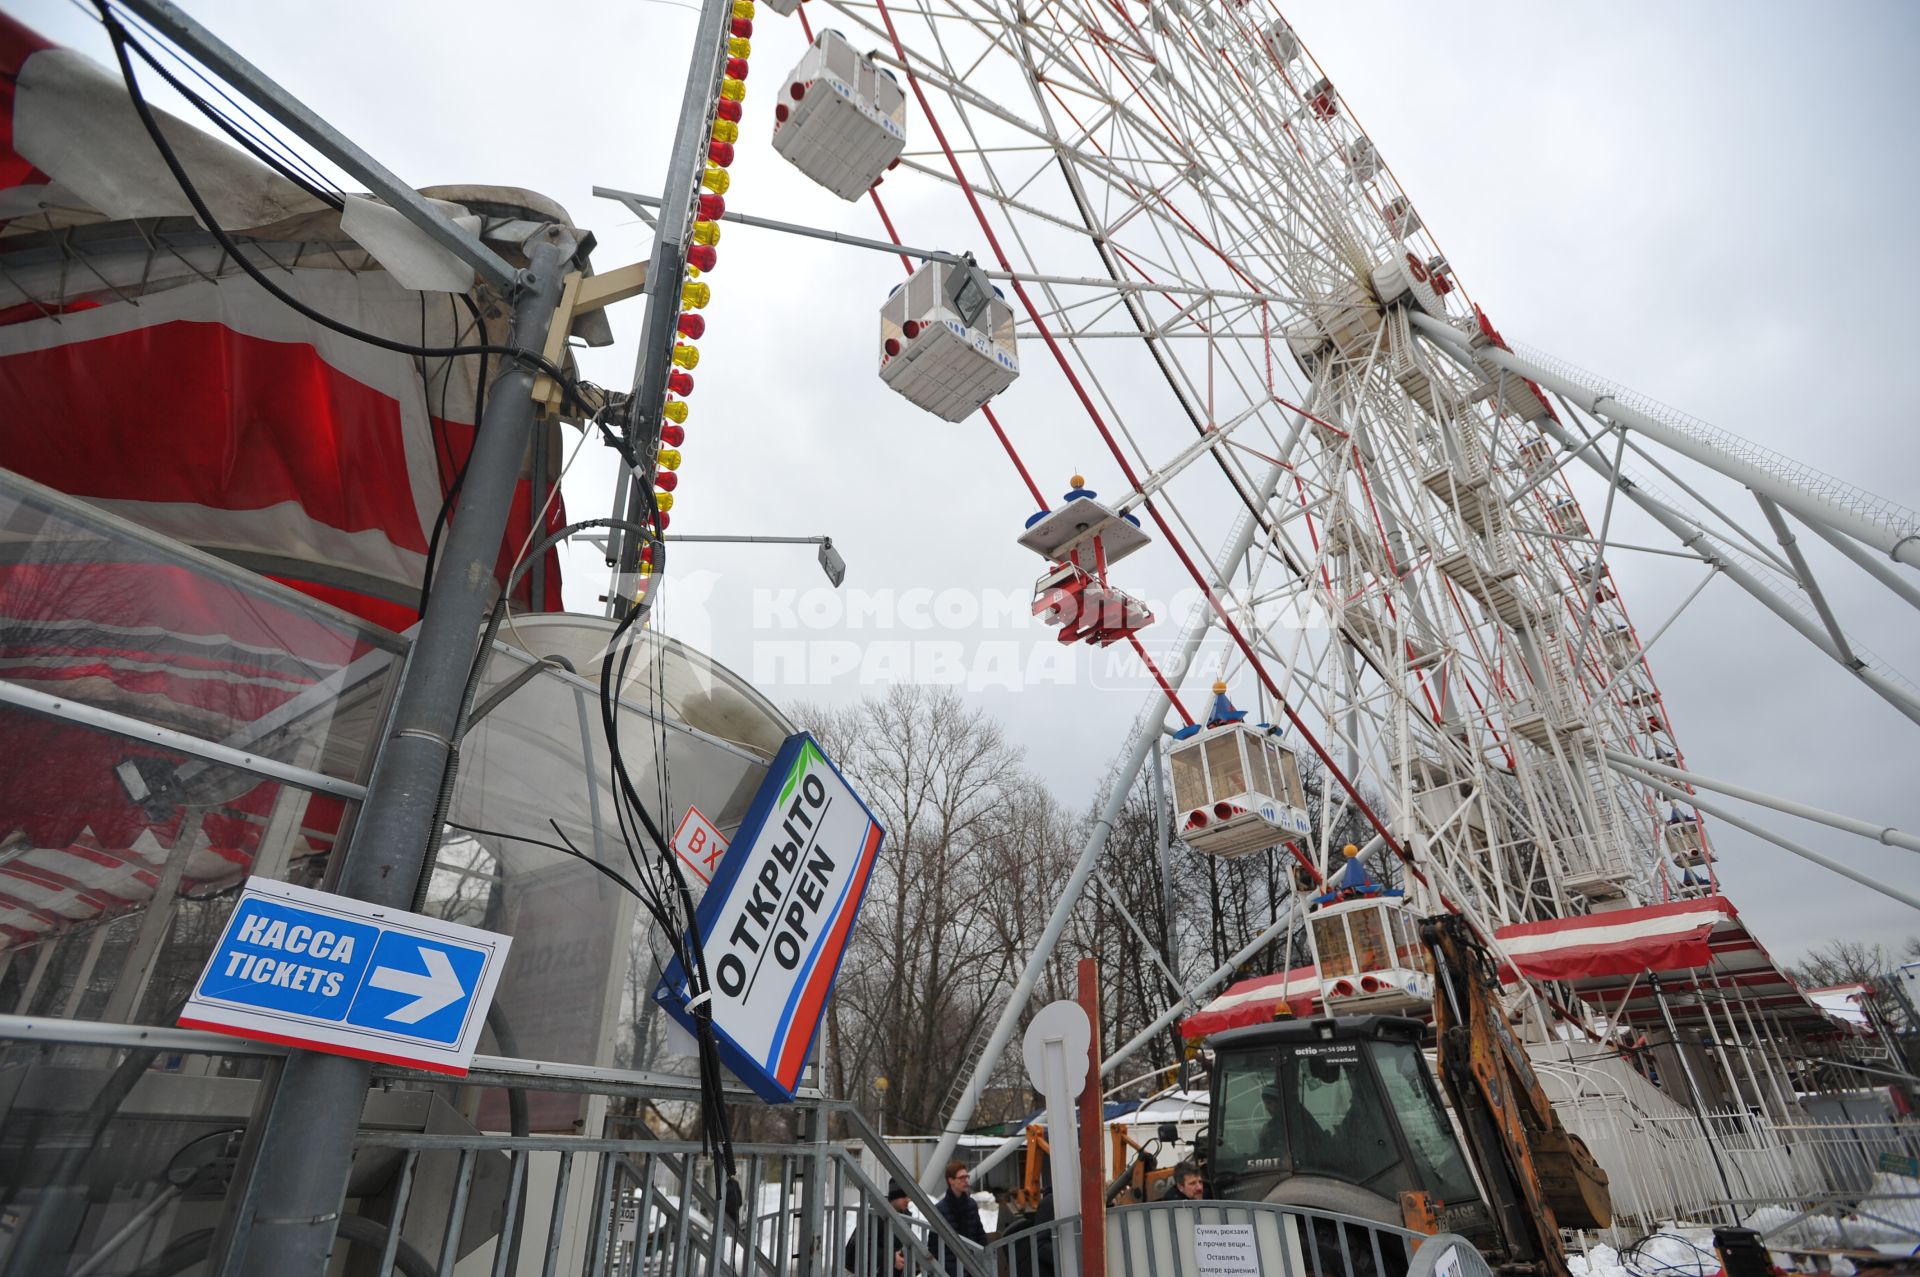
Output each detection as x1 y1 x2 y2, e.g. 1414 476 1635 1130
1492 896 1849 1037
0 12 570 632
1179 964 1321 1039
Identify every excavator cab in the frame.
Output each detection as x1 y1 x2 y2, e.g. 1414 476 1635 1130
1205 1015 1494 1244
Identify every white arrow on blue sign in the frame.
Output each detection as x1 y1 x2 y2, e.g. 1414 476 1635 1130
180 878 512 1075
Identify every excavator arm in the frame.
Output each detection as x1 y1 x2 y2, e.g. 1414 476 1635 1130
1421 915 1611 1277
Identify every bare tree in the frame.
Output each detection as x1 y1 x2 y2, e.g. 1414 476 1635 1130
1793 939 1897 989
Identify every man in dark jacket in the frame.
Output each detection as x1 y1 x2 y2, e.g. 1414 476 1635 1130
932 1161 988 1275
845 1181 911 1276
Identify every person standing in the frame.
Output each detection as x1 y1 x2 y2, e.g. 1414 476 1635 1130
933 1161 988 1275
846 1181 912 1276
1163 1160 1207 1201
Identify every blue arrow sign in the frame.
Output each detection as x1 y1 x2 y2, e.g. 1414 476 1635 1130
181 878 512 1075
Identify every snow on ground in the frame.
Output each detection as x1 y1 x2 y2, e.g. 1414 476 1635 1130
1567 1178 1920 1277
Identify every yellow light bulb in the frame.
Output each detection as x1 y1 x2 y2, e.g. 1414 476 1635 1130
692 219 721 245
731 0 754 18
639 561 654 576
728 36 751 58
658 448 682 471
702 165 731 194
719 77 745 102
662 400 689 424
711 118 739 145
656 491 675 512
671 344 700 369
681 281 711 309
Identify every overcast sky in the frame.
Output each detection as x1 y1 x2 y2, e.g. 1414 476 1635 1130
17 0 1918 968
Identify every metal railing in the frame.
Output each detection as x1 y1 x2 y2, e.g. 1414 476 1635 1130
988 1197 1436 1277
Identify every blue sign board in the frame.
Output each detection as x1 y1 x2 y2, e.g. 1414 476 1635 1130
181 878 512 1075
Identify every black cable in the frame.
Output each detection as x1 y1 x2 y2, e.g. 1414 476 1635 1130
418 296 490 616
109 1 349 204
109 19 344 211
444 820 647 902
96 6 589 412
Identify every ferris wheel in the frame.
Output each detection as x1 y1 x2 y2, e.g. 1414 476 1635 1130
751 0 1716 926
710 0 1920 1177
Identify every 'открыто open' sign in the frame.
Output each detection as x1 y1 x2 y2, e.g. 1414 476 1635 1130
654 733 884 1101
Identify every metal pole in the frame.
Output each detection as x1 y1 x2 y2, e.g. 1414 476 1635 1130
1606 750 1920 854
1649 973 1744 1227
610 0 735 611
1617 766 1920 912
1408 312 1920 569
214 232 573 1276
919 451 1299 1189
114 0 517 288
1149 738 1178 986
1416 324 1920 729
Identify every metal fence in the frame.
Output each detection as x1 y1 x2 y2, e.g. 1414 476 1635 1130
989 1198 1430 1277
0 1015 994 1277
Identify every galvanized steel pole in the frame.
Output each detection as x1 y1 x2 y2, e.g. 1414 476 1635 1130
610 0 736 613
216 233 574 1276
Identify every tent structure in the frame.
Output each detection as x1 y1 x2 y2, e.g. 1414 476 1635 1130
1492 896 1852 1038
0 11 590 631
1178 964 1321 1039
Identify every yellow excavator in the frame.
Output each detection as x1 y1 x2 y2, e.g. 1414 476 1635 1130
1200 913 1610 1276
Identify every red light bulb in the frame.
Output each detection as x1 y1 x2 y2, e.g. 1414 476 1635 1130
677 313 706 338
708 141 735 167
655 471 679 492
730 17 752 36
774 103 789 123
714 97 742 123
789 81 806 100
687 244 717 271
661 423 686 446
698 192 726 219
668 371 695 396
655 511 671 531
726 57 748 80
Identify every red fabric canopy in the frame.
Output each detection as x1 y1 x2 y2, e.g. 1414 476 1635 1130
1179 965 1321 1039
1492 896 1847 1037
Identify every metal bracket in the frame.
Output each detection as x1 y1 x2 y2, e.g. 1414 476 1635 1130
530 259 650 416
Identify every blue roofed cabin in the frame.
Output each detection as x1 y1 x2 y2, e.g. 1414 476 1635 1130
1168 684 1311 859
1022 474 1154 647
1665 807 1708 867
1307 895 1434 1016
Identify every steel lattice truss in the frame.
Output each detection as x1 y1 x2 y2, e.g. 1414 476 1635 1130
800 0 1920 935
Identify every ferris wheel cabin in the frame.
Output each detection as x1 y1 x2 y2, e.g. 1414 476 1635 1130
1307 896 1434 1017
772 29 907 200
1168 687 1312 859
879 257 1019 420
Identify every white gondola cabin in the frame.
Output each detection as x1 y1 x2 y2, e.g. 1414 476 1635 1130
1383 195 1421 239
1546 496 1585 535
1343 137 1380 184
1168 686 1311 859
1665 811 1708 867
772 29 907 199
879 257 1019 420
1260 18 1298 62
1307 896 1433 1016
